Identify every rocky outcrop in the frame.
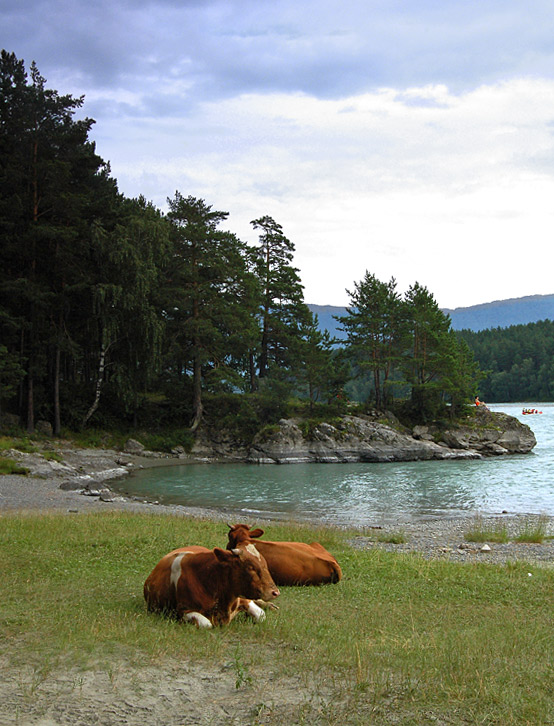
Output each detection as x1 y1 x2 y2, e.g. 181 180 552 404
2 409 536 483
246 415 465 464
415 407 536 456
4 446 136 494
190 429 251 463
243 408 536 465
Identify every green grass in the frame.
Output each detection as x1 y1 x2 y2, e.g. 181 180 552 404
60 428 129 450
465 514 553 545
0 455 29 475
464 516 509 543
514 515 551 544
0 435 38 454
1 512 553 724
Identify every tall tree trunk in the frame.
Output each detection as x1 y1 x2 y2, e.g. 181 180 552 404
189 277 203 431
18 329 26 426
26 375 34 433
249 352 258 392
189 246 203 432
190 348 203 432
25 138 39 434
259 244 271 378
373 367 382 409
309 379 315 413
53 345 61 436
259 308 269 378
82 339 108 427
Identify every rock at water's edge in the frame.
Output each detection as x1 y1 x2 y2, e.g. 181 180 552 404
243 410 535 465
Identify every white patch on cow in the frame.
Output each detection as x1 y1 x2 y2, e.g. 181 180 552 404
170 552 192 590
247 601 265 622
184 612 212 629
245 544 261 560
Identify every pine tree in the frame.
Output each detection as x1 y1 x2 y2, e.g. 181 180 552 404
166 193 258 430
250 216 311 383
337 272 402 409
0 51 109 432
402 282 480 420
82 196 172 427
298 313 345 410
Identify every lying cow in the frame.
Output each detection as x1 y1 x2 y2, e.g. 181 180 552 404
144 544 280 628
226 524 342 586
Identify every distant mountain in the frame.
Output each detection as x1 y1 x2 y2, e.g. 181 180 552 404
308 293 554 339
442 294 554 331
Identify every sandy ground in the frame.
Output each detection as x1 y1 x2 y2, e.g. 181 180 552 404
0 655 337 726
1 445 553 725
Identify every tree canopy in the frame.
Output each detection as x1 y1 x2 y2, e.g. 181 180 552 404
0 51 492 436
338 273 482 420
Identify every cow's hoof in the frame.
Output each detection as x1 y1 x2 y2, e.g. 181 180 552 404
184 612 213 628
247 601 266 622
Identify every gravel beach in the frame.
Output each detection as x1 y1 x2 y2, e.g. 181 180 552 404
1 443 553 567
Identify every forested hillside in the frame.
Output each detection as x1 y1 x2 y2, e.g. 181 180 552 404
458 320 554 402
0 51 485 434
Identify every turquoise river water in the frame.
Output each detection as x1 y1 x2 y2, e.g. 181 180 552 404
113 403 554 525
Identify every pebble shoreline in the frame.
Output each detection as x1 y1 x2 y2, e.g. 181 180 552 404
1 445 553 567
349 514 554 567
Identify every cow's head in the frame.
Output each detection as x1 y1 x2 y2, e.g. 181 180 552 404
214 546 279 602
226 523 264 549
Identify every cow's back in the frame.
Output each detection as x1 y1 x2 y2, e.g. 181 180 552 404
253 540 342 586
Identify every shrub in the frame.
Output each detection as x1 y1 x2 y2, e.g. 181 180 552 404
139 429 194 454
0 456 29 475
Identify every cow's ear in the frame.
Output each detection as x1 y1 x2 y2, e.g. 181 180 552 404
249 528 264 538
213 547 234 562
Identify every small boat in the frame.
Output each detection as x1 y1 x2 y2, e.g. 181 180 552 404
522 408 543 415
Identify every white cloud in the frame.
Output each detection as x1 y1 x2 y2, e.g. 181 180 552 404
4 0 554 307
93 78 554 307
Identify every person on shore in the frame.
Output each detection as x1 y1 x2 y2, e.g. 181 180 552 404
475 396 489 409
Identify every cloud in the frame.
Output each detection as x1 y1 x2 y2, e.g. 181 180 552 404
7 0 554 100
92 77 554 308
3 0 554 307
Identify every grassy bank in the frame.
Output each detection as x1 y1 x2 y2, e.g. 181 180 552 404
1 512 553 724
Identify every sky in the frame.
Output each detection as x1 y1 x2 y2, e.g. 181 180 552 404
3 0 554 310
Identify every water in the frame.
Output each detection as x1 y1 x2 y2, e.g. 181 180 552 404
114 403 554 526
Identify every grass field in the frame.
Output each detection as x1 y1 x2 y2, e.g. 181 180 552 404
1 511 553 724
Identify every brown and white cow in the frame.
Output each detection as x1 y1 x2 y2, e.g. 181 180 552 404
144 544 280 628
226 524 342 586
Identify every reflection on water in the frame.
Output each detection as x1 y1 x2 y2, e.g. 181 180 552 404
113 404 554 525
